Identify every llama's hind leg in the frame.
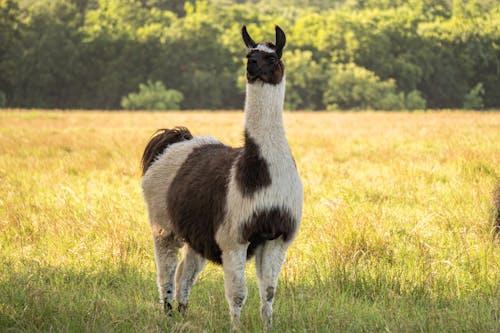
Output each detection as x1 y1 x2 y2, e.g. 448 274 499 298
175 245 206 315
255 239 288 331
151 224 182 316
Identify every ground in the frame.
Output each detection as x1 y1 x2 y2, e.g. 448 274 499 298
0 110 499 332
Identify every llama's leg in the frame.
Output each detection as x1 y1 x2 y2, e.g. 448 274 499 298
255 239 288 331
151 225 181 316
175 245 207 315
221 247 248 331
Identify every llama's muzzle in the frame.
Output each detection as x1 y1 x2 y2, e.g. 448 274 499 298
246 56 260 79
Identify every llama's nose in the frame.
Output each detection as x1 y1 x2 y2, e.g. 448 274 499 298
247 58 260 77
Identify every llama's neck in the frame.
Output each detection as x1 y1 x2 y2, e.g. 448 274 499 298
243 77 287 151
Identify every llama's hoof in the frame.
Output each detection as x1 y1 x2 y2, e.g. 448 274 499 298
178 303 188 316
229 316 241 332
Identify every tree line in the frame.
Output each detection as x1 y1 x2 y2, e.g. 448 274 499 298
1 0 499 110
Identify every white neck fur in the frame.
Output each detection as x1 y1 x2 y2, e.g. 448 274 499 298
244 76 289 156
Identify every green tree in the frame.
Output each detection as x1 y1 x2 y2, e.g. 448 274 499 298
463 82 485 110
10 0 87 108
324 63 405 110
284 49 326 110
2 0 500 110
0 90 6 107
121 81 184 110
77 0 175 108
0 0 23 106
405 90 427 110
150 3 242 109
140 0 186 16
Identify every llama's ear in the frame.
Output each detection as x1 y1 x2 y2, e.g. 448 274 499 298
275 25 286 58
242 26 257 49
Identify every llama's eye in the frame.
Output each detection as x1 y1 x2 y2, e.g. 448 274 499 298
267 56 277 63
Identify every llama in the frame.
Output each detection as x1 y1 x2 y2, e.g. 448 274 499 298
141 25 303 331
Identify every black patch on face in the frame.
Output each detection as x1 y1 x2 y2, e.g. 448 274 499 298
246 46 285 85
235 131 272 197
241 207 297 259
167 144 240 264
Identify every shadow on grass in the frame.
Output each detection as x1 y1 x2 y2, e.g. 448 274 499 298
1 258 498 333
0 258 229 332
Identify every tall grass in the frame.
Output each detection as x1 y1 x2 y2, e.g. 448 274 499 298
1 110 499 332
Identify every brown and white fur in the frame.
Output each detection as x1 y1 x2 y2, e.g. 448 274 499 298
141 25 303 331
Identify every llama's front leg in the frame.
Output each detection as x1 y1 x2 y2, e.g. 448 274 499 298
175 245 207 315
255 239 288 331
151 225 181 316
221 247 248 331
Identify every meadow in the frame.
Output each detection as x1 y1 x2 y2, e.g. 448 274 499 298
0 110 499 332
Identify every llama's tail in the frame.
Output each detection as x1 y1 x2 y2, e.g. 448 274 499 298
141 127 193 176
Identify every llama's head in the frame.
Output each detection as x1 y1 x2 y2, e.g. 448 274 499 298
242 25 286 85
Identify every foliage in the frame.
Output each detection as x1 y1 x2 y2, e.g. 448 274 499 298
1 0 500 110
1 110 499 332
0 91 6 107
324 63 405 110
284 49 326 110
405 89 427 110
463 82 485 110
121 81 184 110
0 0 22 102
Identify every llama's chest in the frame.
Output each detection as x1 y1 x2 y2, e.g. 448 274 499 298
260 141 303 208
225 151 303 228
264 157 303 208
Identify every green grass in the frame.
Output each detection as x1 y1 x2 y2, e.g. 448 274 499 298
1 110 499 332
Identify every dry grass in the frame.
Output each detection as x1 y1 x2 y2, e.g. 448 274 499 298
1 110 499 332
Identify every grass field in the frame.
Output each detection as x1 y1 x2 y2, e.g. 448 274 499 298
0 110 499 332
